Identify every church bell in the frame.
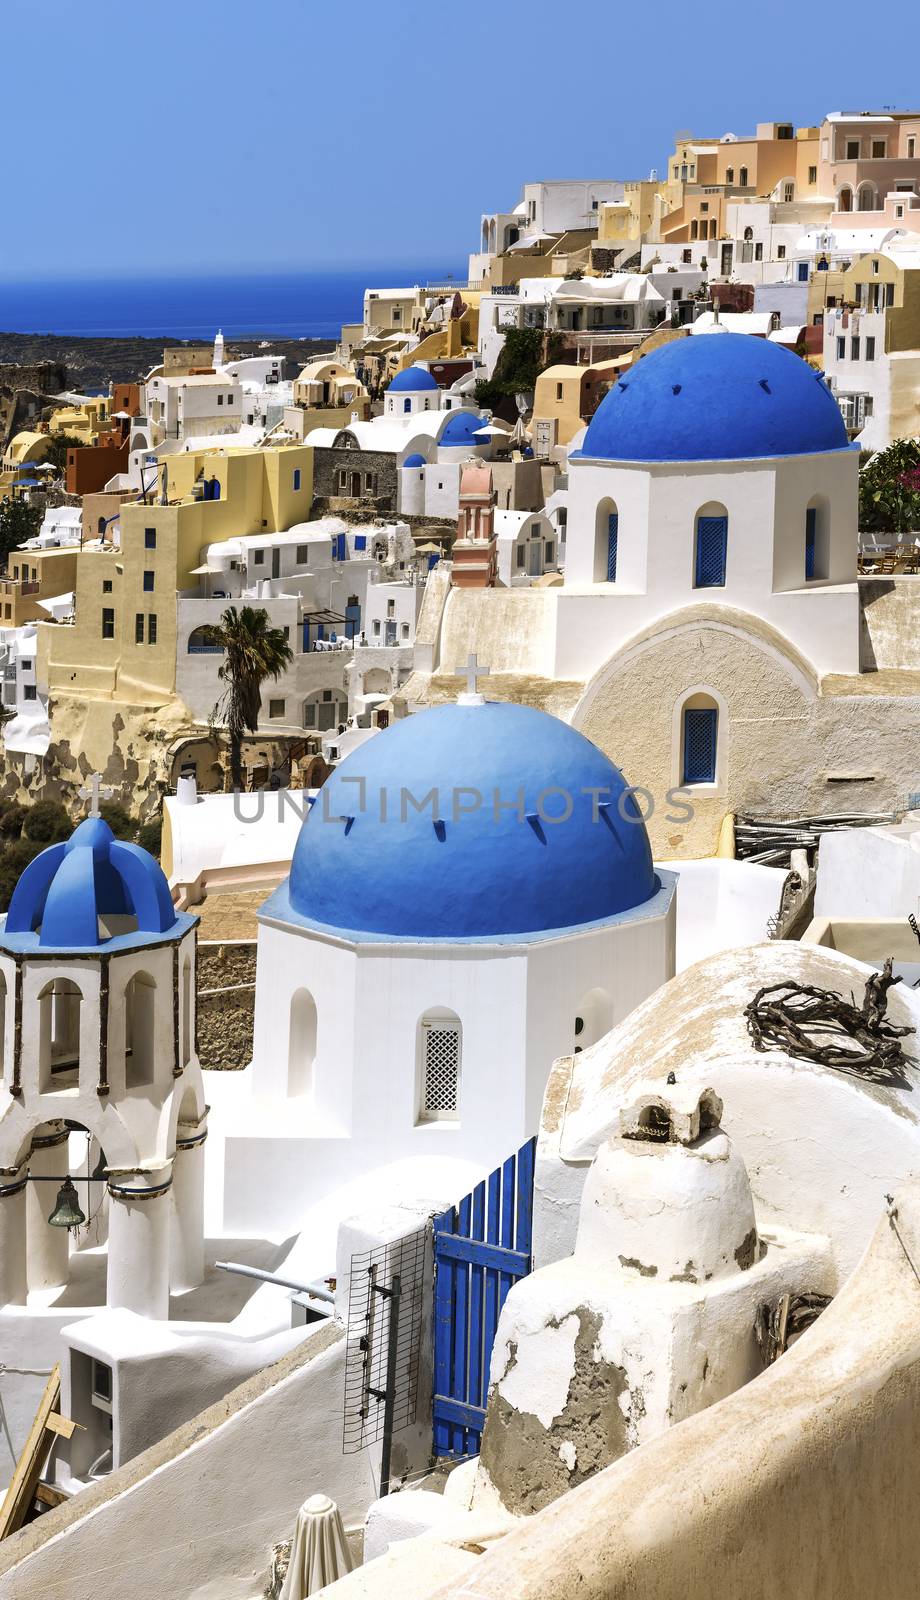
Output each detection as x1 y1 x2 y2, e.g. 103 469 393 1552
47 1177 86 1230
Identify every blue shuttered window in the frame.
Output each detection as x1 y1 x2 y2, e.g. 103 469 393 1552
683 707 718 785
805 507 817 579
606 512 619 581
694 515 728 587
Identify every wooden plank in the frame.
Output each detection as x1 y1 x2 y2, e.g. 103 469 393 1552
432 1208 454 1458
34 1483 69 1509
45 1413 80 1441
453 1193 472 1455
468 1180 486 1427
433 1233 530 1272
432 1393 487 1432
0 1366 61 1540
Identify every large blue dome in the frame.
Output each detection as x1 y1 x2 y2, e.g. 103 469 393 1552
438 411 486 448
579 333 850 463
389 365 438 394
3 816 181 949
282 703 658 940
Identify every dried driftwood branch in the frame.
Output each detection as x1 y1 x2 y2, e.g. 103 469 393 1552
745 958 914 1085
755 1292 832 1366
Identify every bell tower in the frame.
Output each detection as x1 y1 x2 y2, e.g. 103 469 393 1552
451 464 498 588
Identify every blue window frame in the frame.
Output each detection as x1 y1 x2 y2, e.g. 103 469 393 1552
144 528 156 549
805 507 817 579
403 398 412 414
797 262 809 282
683 707 718 784
143 570 155 592
606 512 618 581
332 532 347 561
354 534 367 551
292 468 301 491
695 515 727 587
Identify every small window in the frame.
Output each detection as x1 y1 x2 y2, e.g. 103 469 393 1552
777 245 786 260
887 283 895 306
403 398 411 414
694 513 728 588
606 511 618 581
254 550 265 565
872 259 880 274
217 394 223 405
143 570 155 592
808 165 817 184
373 620 381 636
148 614 157 644
683 706 718 785
296 544 309 562
401 622 410 639
102 579 112 594
23 684 36 701
102 608 115 639
851 337 860 360
556 382 564 401
755 243 763 261
846 139 860 159
805 507 817 580
866 336 876 361
726 167 734 183
798 262 809 282
227 393 234 405
739 166 748 186
909 137 916 160
418 1015 461 1122
144 528 156 549
269 698 285 718
837 336 846 359
516 546 525 570
872 139 886 159
135 613 144 643
293 468 301 491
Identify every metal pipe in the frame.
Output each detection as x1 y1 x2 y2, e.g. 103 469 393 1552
214 1260 335 1304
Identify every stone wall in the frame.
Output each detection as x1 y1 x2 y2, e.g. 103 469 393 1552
196 941 256 1070
311 447 398 510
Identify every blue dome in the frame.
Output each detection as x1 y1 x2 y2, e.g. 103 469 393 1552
438 411 486 449
402 452 427 468
4 816 181 949
580 333 850 463
389 365 439 394
285 703 658 940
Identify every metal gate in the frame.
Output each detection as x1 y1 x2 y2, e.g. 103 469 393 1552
432 1137 536 1459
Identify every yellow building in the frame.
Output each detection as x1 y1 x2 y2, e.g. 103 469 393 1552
46 393 111 442
0 548 78 627
46 441 313 708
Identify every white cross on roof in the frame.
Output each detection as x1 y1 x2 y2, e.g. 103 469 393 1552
78 773 116 818
457 652 490 705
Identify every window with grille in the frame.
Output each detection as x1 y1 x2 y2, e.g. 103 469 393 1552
694 515 727 587
419 1018 461 1122
606 512 618 581
683 707 718 785
805 507 817 579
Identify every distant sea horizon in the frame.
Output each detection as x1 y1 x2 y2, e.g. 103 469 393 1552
0 267 468 341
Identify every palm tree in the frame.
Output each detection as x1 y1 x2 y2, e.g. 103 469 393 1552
204 606 293 791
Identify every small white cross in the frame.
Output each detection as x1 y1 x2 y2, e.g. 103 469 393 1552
458 653 490 699
78 773 116 818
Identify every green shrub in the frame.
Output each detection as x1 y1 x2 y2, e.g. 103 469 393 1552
98 801 139 840
0 804 28 839
0 839 44 911
23 800 73 844
137 818 162 858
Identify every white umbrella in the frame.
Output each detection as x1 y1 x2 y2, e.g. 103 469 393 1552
279 1494 354 1599
473 420 511 438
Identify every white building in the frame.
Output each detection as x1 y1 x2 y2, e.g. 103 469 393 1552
0 623 52 758
478 276 669 376
144 372 244 446
236 693 676 1233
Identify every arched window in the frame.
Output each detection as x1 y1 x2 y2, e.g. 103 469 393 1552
805 498 829 581
680 693 720 786
694 504 728 587
38 978 83 1092
417 1009 461 1123
303 688 347 731
187 627 223 655
574 988 613 1054
857 182 878 212
743 226 754 241
739 166 748 186
837 186 853 213
690 219 698 240
594 498 619 583
125 972 156 1088
288 988 317 1098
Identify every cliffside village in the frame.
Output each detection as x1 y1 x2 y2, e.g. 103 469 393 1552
3 107 920 1600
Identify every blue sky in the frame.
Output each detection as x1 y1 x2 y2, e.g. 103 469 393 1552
3 0 920 280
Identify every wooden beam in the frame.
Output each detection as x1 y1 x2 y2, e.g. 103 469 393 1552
0 1366 80 1539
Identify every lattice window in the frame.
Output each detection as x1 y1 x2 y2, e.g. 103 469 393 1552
606 512 619 582
420 1020 460 1121
805 507 817 580
683 707 718 785
694 515 728 587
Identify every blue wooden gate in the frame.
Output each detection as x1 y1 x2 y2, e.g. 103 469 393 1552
432 1137 536 1459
